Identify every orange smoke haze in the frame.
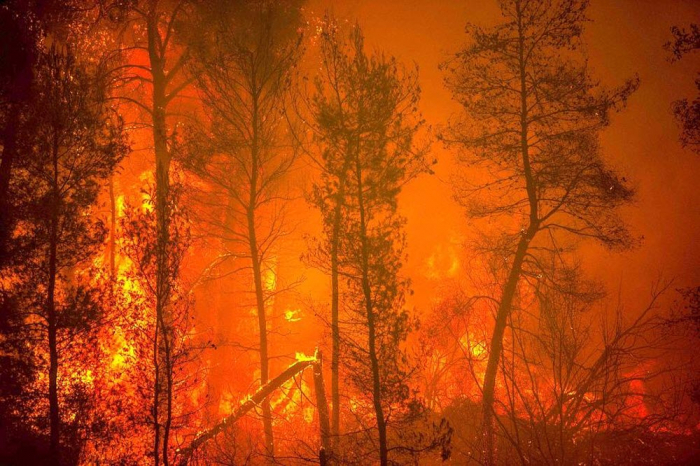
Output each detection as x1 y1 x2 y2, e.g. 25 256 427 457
302 0 700 314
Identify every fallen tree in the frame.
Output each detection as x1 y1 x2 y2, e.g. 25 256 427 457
176 349 331 465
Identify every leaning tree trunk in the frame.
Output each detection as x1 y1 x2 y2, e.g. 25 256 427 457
479 230 532 465
177 352 330 466
480 11 538 463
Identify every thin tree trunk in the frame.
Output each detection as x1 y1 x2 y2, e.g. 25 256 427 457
329 178 345 451
249 210 274 459
108 174 116 280
48 231 60 465
355 161 388 466
47 134 61 466
248 85 275 459
147 4 174 464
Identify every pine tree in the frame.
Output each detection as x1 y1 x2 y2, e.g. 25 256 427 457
442 1 638 463
18 45 126 464
184 0 304 459
309 21 432 465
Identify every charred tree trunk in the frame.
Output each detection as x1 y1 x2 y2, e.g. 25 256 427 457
313 351 332 458
47 133 61 466
329 177 345 450
248 86 275 460
147 6 173 464
480 6 537 464
355 161 388 466
177 357 322 465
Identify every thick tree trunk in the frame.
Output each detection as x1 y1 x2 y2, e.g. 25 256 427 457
479 230 532 466
313 351 332 458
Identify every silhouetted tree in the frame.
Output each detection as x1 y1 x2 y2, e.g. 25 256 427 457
0 0 38 265
442 0 638 463
105 1 195 462
666 24 700 153
0 4 42 461
308 21 439 465
16 45 126 464
185 0 304 459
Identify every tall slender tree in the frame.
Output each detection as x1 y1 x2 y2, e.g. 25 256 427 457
309 22 431 465
105 1 194 462
442 1 638 463
185 0 304 459
21 45 126 465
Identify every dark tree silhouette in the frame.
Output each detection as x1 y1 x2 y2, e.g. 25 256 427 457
0 5 42 461
105 1 195 462
0 0 38 266
442 0 638 463
185 0 304 459
666 24 700 153
308 21 434 465
20 45 126 464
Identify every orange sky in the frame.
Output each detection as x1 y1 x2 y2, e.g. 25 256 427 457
304 0 700 314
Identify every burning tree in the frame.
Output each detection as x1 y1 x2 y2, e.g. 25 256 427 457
441 0 639 462
115 181 208 465
486 267 675 464
104 1 197 462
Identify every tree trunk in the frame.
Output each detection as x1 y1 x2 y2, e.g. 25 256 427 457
355 162 388 466
480 7 537 463
313 351 332 458
108 174 116 280
479 231 532 466
147 4 173 464
249 210 274 459
248 85 275 459
47 135 61 466
329 178 345 451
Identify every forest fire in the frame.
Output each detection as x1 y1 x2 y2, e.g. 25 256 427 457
1 0 700 465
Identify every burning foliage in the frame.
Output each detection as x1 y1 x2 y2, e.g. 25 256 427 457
0 0 699 465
